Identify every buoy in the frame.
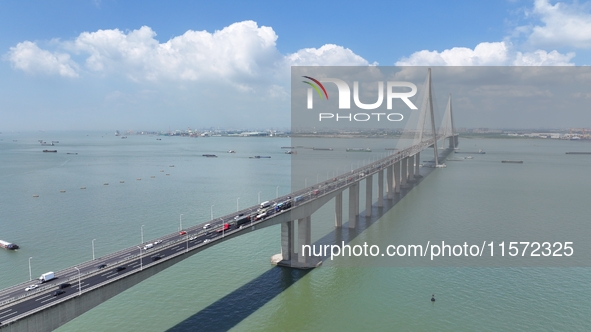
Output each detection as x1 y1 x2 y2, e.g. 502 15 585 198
431 294 435 302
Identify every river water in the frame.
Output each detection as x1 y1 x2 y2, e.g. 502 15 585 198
0 132 590 331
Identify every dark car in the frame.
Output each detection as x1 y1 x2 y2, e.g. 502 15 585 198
58 283 71 289
152 255 163 261
53 290 65 296
115 266 126 272
97 264 107 270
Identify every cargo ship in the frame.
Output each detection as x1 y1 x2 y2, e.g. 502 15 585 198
346 148 371 152
0 239 19 250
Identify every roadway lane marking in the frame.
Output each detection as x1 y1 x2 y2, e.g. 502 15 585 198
40 296 59 304
0 310 18 320
0 309 13 315
35 294 54 302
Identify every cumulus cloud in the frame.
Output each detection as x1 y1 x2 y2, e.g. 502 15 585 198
5 21 372 84
396 41 575 66
67 21 283 82
5 41 79 77
396 42 510 66
285 44 373 66
526 0 591 49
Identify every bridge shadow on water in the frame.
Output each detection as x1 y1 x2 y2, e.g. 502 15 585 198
168 153 448 332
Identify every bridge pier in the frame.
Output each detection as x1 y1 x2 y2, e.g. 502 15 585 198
280 221 295 261
298 216 311 265
400 158 408 187
414 152 421 177
408 155 415 183
377 169 384 207
365 174 372 217
349 182 358 228
273 216 321 269
394 160 401 194
386 165 393 199
335 192 342 227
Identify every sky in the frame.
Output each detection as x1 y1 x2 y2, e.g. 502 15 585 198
1 0 591 131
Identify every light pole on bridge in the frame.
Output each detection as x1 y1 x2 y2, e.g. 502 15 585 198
180 214 183 231
276 186 279 198
210 205 214 220
258 191 261 204
236 197 240 212
141 225 145 244
74 267 81 296
136 246 143 271
92 239 96 260
28 257 32 281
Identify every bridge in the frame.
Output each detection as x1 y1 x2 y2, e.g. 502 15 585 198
0 68 458 331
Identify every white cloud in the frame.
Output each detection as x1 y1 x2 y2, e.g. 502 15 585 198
68 21 283 82
285 44 373 66
513 49 575 65
526 0 591 49
396 41 575 66
5 41 79 77
396 42 510 66
5 21 372 87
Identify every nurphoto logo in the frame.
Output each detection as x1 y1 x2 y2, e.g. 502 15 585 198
302 76 419 122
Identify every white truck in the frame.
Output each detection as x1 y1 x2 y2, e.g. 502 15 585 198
38 272 55 283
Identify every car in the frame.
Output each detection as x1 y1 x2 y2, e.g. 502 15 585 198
153 240 163 245
115 266 126 272
58 283 71 289
189 236 197 241
97 264 107 270
233 213 244 220
53 290 65 296
313 189 320 195
179 231 187 235
25 284 38 291
152 255 163 261
203 223 211 229
203 239 211 244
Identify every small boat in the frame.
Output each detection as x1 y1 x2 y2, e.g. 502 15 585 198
501 160 523 163
465 155 473 159
203 154 218 157
121 136 127 139
169 165 174 167
285 150 297 154
43 150 57 153
80 187 86 189
33 194 39 197
66 152 78 155
251 156 271 158
227 150 236 153
103 183 109 185
60 190 66 193
150 176 155 178
0 239 19 250
156 138 162 140
313 147 333 151
52 141 59 143
120 180 125 183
